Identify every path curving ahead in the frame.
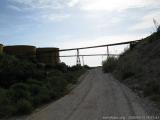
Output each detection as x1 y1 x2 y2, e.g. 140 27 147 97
22 68 154 120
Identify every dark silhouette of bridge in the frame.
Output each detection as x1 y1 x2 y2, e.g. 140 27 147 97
59 40 140 65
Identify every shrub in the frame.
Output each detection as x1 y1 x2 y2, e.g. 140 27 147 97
0 105 16 118
47 70 63 78
47 76 68 98
64 73 76 84
101 31 160 109
53 62 68 72
0 88 16 118
143 81 160 97
0 88 7 105
83 65 90 69
0 54 87 118
102 57 118 73
0 54 42 88
113 51 142 80
69 65 83 71
115 61 135 80
16 99 33 115
45 62 68 73
9 83 30 102
150 95 160 102
29 84 50 106
0 54 19 87
26 79 43 86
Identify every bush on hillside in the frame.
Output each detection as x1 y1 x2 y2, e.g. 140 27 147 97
8 83 30 102
0 105 16 118
16 99 33 115
69 65 83 71
53 62 68 72
143 80 160 97
0 54 45 88
113 50 143 80
83 65 90 69
47 69 63 77
64 72 76 84
0 88 7 105
26 78 43 86
47 76 68 98
0 53 87 118
29 84 50 106
102 57 118 73
0 88 16 117
144 31 160 43
108 31 160 109
114 60 135 80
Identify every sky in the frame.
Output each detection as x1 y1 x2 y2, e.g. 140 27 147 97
0 0 160 66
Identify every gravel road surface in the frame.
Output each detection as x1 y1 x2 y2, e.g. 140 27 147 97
8 68 159 120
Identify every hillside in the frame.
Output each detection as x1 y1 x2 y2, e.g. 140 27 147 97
0 54 87 118
103 31 160 108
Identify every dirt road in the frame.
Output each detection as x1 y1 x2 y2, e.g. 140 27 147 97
21 68 156 120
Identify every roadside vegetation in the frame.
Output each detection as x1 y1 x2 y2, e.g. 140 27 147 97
102 31 160 108
102 57 118 73
0 54 88 118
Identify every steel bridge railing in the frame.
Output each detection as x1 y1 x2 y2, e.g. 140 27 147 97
59 40 141 65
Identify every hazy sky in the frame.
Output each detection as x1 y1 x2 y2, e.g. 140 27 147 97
0 0 160 66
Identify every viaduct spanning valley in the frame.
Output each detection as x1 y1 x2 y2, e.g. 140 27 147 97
0 44 60 65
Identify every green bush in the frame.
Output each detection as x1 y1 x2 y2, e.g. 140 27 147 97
9 83 30 102
0 88 16 118
16 99 33 115
113 51 142 80
0 54 19 87
144 31 160 43
47 76 68 98
29 84 50 106
47 70 63 77
0 54 87 118
0 54 43 88
0 88 7 105
102 57 118 73
0 105 16 118
26 78 43 86
53 62 68 72
101 31 160 109
69 65 83 71
115 61 135 80
65 73 76 84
